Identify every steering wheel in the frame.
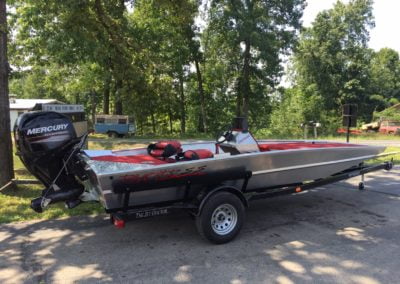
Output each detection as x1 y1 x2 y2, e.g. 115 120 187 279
216 129 233 144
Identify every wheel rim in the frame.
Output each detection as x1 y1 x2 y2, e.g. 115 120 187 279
211 204 238 235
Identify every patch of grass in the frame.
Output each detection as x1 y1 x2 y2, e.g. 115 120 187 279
366 146 400 165
88 132 214 140
89 141 147 150
0 146 103 224
0 184 103 224
318 133 400 141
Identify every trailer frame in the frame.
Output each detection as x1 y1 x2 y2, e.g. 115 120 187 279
110 160 394 231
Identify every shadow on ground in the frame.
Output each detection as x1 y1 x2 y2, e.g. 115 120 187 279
0 167 399 283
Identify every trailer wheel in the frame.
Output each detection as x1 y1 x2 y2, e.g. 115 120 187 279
195 191 245 244
358 182 365 190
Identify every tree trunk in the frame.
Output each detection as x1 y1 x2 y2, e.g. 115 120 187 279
103 74 111 114
178 70 186 134
139 119 143 135
236 39 251 118
194 59 207 132
150 112 156 134
91 90 97 124
0 0 14 186
113 79 123 115
168 107 173 134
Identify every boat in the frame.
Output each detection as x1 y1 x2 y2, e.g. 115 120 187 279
14 112 392 243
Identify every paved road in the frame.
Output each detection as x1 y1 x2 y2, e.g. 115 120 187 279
1 167 400 284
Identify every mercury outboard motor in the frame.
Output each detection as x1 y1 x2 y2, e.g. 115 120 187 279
14 111 86 213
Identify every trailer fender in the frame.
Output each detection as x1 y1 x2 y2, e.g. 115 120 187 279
196 186 248 216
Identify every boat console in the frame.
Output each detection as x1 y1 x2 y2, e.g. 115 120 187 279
217 117 260 154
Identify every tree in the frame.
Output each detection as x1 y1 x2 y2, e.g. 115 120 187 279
0 0 14 187
206 0 306 118
293 0 375 121
132 0 201 134
10 0 141 116
369 48 400 110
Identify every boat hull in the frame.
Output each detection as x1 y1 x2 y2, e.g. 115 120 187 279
83 143 385 210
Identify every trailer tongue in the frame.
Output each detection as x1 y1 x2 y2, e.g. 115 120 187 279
14 112 394 243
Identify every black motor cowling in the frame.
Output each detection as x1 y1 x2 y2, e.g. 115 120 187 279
14 111 85 212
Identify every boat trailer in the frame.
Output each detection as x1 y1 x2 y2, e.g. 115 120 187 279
110 160 394 242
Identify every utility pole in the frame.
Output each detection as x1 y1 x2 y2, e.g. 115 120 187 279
0 0 14 187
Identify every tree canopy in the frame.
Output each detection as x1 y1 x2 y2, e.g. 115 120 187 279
7 0 400 136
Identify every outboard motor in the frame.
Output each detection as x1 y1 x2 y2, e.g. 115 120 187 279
14 111 85 213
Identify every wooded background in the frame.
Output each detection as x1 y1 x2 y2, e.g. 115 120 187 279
6 0 400 136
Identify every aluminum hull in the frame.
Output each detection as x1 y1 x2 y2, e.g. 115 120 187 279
82 141 385 210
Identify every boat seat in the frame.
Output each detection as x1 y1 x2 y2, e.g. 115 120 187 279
147 140 182 158
178 149 214 160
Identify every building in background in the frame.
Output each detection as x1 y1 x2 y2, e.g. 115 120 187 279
9 95 62 130
33 103 87 137
9 97 87 138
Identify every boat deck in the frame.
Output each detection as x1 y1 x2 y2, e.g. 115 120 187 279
85 141 362 166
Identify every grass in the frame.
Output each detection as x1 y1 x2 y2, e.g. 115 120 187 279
89 132 214 140
1 138 399 224
317 133 400 141
366 146 400 165
0 148 104 224
0 185 102 224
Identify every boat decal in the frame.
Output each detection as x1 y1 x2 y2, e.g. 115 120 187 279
120 165 207 184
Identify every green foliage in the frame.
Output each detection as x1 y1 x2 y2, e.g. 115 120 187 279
205 0 305 119
369 48 400 111
6 0 400 136
374 105 400 121
294 0 375 118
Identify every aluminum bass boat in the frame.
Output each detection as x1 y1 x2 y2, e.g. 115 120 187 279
14 113 391 243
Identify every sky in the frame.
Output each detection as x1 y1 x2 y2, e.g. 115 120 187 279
302 0 400 53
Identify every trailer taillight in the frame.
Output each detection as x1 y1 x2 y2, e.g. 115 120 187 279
114 218 125 229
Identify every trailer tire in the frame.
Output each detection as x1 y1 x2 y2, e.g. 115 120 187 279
195 191 245 244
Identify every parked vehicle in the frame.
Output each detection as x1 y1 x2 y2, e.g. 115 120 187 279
379 120 400 135
14 114 394 244
361 118 400 134
361 121 380 132
336 128 362 135
94 115 135 138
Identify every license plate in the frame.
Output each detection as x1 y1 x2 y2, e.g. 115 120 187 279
135 208 169 219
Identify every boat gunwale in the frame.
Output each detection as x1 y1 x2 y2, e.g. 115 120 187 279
84 144 385 178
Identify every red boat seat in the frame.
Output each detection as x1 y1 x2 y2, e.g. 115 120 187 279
147 140 182 158
180 149 214 160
